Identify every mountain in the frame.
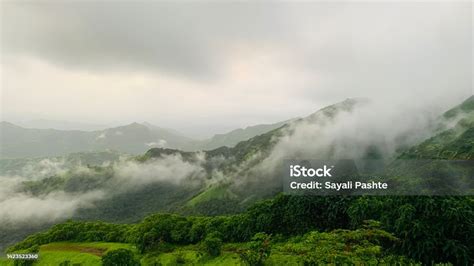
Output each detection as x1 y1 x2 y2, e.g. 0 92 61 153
14 119 108 131
0 119 298 159
175 96 474 212
0 122 193 158
0 121 95 158
94 122 197 153
442 95 474 120
400 95 474 160
199 120 291 150
140 98 366 214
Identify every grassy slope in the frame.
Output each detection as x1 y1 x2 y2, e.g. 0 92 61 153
143 249 243 266
1 242 135 266
186 184 237 207
0 242 305 266
0 242 257 265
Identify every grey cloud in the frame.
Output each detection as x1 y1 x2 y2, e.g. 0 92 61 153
223 99 443 187
0 1 471 135
2 2 470 90
1 2 294 79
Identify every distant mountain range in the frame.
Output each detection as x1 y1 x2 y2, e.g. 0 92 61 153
13 119 108 131
0 119 290 159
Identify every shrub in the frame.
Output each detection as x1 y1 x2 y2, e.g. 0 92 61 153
175 252 186 264
239 233 271 266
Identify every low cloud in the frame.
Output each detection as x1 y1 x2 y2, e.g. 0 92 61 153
0 153 206 228
15 158 68 180
111 154 206 190
145 139 168 148
233 99 443 184
0 190 104 228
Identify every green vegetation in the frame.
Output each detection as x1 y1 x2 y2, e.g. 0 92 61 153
1 242 134 266
202 232 223 257
443 95 474 119
186 184 236 207
7 192 473 264
202 120 290 150
238 233 272 266
3 225 412 265
102 248 140 266
401 95 474 160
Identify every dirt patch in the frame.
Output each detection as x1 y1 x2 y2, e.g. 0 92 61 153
41 245 108 256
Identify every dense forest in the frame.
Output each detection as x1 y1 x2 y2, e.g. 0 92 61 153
7 194 474 264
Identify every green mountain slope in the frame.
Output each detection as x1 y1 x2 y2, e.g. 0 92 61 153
179 98 365 212
400 95 474 160
199 120 291 150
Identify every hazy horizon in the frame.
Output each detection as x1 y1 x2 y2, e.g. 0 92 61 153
1 1 472 137
1 116 291 139
1 94 473 140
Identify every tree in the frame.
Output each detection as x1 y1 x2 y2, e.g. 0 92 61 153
102 248 140 266
202 231 222 257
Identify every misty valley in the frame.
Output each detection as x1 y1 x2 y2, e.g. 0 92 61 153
0 96 473 265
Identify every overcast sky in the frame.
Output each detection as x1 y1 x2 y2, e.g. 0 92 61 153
1 1 472 137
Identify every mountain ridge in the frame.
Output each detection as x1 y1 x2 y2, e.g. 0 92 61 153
0 114 305 158
0 119 290 158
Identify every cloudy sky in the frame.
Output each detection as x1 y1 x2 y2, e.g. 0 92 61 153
1 1 472 137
